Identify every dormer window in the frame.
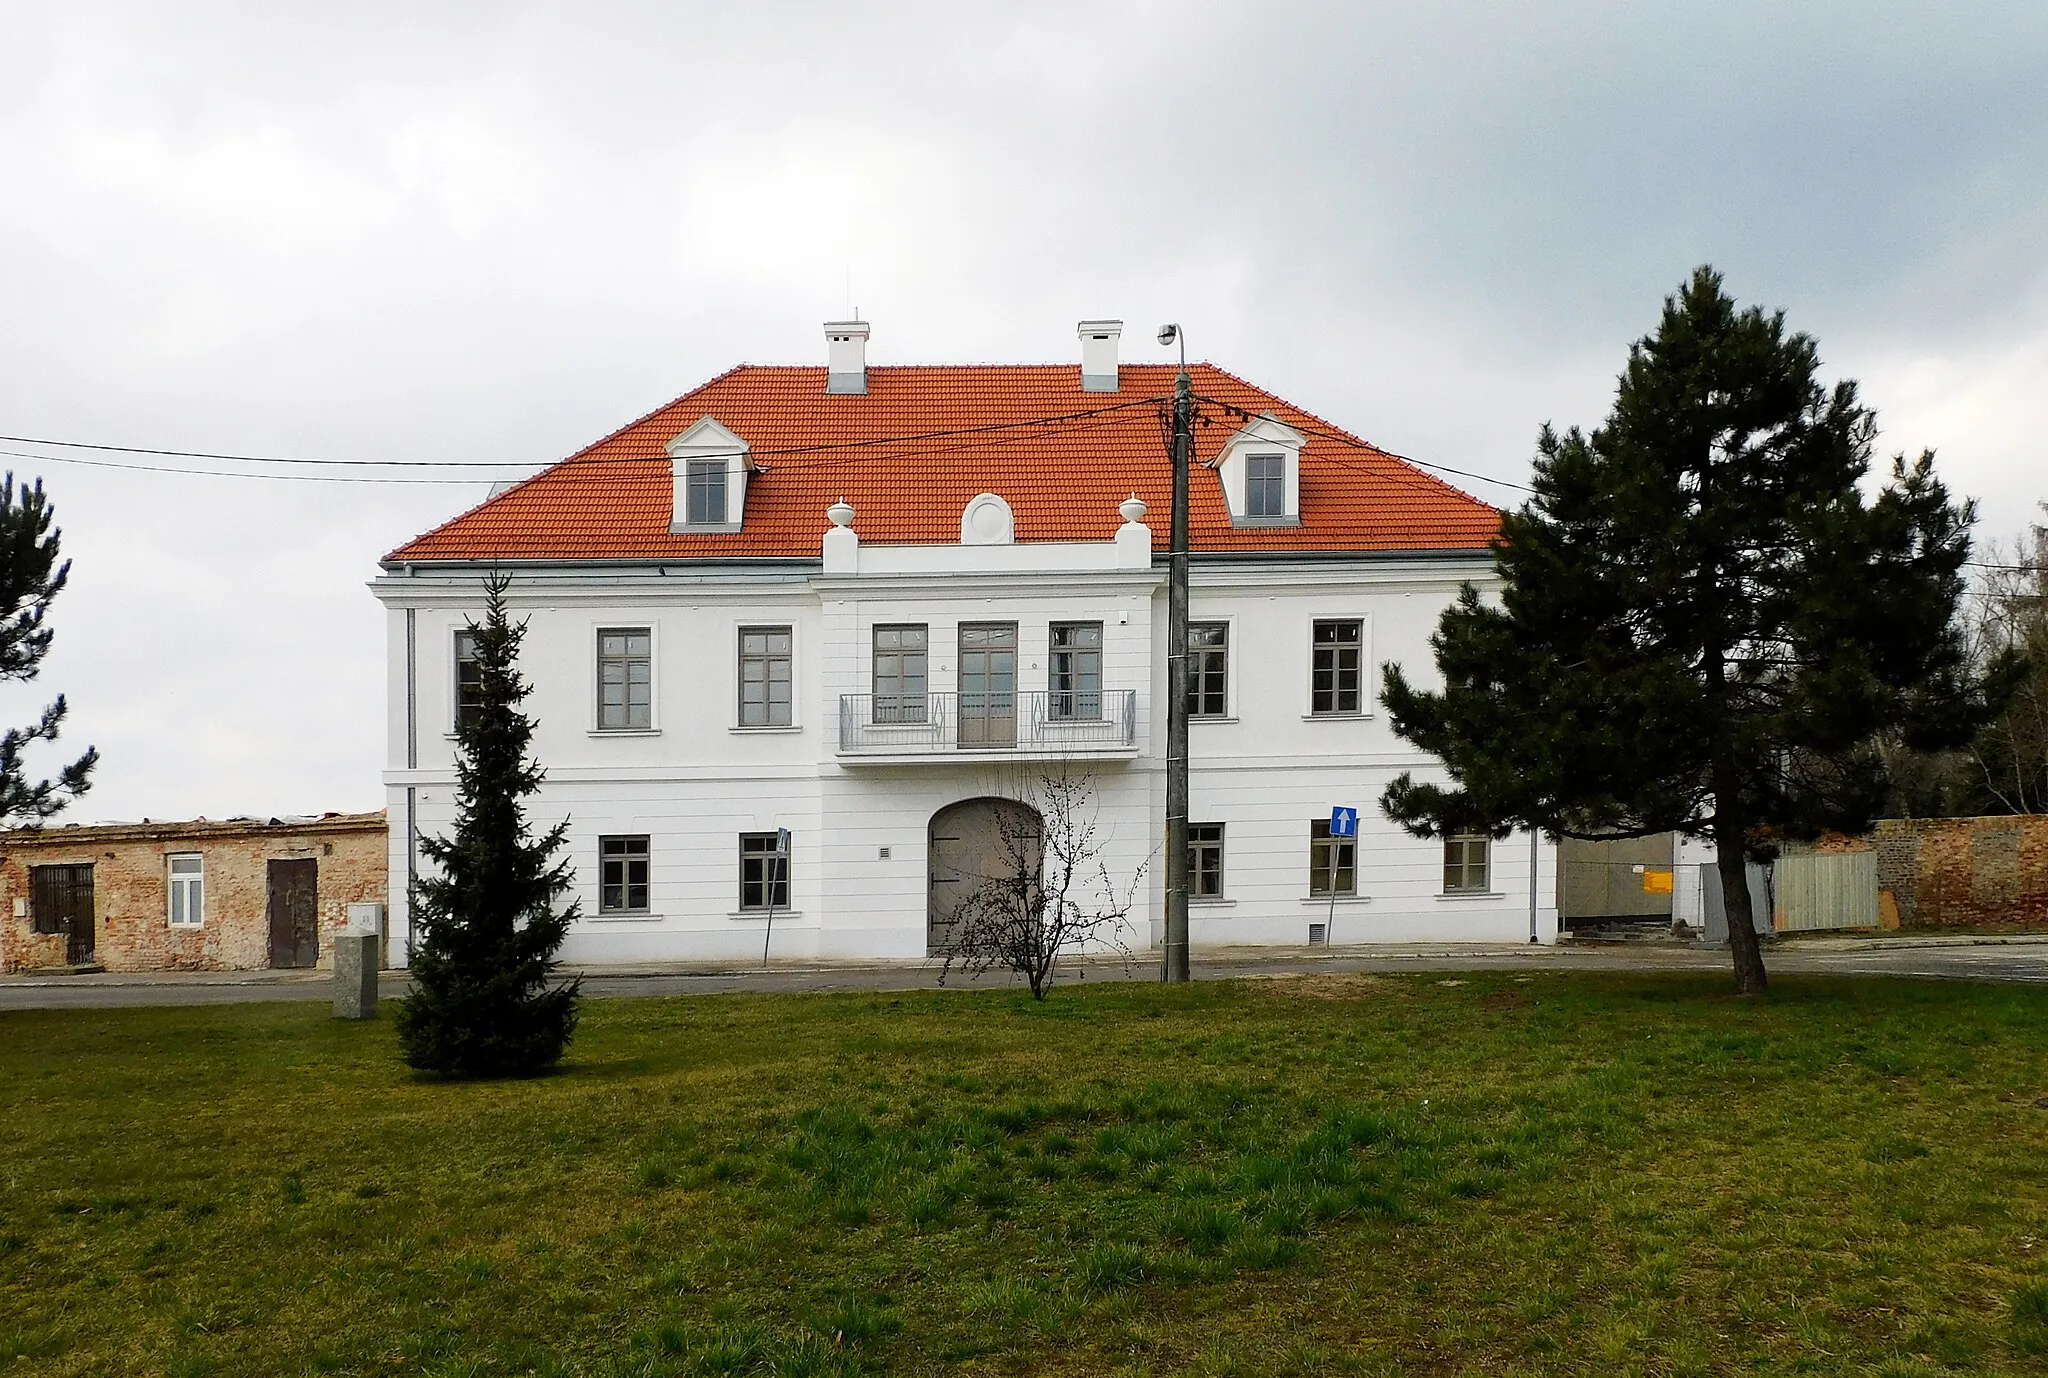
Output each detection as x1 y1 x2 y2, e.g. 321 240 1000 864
1215 413 1305 526
686 458 727 525
667 415 750 532
1246 454 1285 517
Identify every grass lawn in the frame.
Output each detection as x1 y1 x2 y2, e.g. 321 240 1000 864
3 973 2048 1376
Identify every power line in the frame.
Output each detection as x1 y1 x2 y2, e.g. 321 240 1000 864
0 449 501 485
0 432 527 469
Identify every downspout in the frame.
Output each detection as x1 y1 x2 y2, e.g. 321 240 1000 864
1528 828 1539 943
405 607 418 962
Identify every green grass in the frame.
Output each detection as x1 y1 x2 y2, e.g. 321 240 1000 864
3 972 2048 1375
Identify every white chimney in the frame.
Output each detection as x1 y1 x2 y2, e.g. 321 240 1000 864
825 319 870 394
1079 319 1122 392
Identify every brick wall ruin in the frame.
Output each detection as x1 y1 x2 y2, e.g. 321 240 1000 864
1875 815 2048 932
0 813 387 973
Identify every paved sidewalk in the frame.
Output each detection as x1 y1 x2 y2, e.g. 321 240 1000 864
3 934 2044 1009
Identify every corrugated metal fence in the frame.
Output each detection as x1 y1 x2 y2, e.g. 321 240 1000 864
1773 850 1879 932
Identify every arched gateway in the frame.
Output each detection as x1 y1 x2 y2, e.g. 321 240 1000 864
927 797 1043 957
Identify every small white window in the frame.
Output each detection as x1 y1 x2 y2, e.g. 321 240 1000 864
167 854 204 928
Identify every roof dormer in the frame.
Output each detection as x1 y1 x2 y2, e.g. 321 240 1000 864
666 415 751 533
1214 412 1305 526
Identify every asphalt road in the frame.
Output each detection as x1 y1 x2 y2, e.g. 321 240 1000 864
3 939 2044 1010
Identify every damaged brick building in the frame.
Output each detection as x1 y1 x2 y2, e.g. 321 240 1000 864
0 812 388 973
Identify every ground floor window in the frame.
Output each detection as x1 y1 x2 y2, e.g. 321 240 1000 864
30 863 92 935
600 836 650 913
167 854 205 927
1189 823 1225 898
1308 820 1355 896
1444 835 1491 893
740 832 790 911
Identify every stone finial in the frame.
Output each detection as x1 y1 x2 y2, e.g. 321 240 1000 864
1119 493 1148 524
827 498 855 528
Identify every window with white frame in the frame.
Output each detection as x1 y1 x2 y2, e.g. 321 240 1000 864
1188 622 1229 717
167 854 204 927
1310 619 1364 715
1049 621 1102 721
737 626 793 727
597 628 653 730
454 630 484 732
685 457 727 524
739 832 790 911
1189 823 1225 899
1444 836 1490 893
872 625 928 723
600 836 650 913
1245 453 1285 517
1308 820 1355 896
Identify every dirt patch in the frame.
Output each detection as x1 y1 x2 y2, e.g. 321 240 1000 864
1479 988 1535 1012
1249 972 1389 1000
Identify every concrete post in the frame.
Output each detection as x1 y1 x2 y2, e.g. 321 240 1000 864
332 932 379 1019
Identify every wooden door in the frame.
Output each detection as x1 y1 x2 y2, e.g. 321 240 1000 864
957 623 1018 747
267 859 319 968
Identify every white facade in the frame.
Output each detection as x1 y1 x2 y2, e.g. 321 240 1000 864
375 503 1559 965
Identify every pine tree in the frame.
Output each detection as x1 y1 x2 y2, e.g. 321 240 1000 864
1380 267 2015 995
0 473 96 823
397 573 580 1075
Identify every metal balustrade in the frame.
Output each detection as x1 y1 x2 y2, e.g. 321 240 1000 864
837 690 1138 756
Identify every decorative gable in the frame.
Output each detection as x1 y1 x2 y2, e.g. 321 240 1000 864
1213 412 1304 526
666 415 750 533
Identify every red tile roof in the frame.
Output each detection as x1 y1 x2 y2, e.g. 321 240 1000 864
386 364 1500 563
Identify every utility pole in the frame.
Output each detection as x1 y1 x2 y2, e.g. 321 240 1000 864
1159 325 1192 983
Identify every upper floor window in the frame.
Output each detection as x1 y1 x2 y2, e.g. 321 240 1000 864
1444 836 1491 893
1245 454 1285 518
873 625 928 724
454 630 484 732
685 457 727 525
1049 622 1102 721
597 628 653 730
1311 619 1363 715
738 626 793 727
167 854 205 927
1189 622 1229 718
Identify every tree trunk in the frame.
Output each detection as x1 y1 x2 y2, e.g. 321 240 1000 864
1713 810 1769 996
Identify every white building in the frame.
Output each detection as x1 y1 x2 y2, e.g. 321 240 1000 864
374 320 1558 964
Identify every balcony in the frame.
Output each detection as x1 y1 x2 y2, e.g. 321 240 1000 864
837 690 1139 759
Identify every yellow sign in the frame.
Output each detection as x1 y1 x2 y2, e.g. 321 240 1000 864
1641 869 1675 894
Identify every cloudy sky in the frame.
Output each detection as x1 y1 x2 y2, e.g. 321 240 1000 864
2 2 2044 823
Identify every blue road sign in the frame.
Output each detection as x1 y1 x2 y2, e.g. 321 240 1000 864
1329 806 1357 837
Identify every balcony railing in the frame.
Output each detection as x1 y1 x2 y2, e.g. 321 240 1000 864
837 690 1138 756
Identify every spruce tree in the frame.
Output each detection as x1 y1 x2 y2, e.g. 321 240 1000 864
397 573 581 1075
1380 267 2014 995
0 473 97 823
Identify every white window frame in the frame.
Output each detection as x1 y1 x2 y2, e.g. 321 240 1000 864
587 622 661 735
167 853 205 928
